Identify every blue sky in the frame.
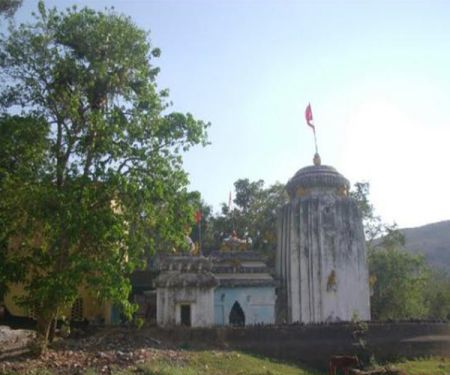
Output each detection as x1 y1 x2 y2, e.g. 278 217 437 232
7 0 450 228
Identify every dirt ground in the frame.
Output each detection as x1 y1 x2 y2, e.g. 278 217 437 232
0 325 189 374
0 326 36 360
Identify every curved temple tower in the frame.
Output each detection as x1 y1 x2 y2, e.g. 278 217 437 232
276 154 370 323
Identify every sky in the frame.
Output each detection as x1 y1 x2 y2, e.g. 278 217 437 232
5 0 450 228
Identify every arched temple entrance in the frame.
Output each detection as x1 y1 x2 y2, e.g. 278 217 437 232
229 301 245 326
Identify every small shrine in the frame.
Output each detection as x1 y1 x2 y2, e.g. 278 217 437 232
154 249 276 327
154 257 217 327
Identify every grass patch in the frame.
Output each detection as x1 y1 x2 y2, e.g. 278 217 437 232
392 357 450 375
124 350 320 375
5 350 450 374
127 353 450 375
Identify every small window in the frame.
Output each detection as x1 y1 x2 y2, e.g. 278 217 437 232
180 304 191 327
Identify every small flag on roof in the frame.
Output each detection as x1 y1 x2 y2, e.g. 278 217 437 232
305 103 314 130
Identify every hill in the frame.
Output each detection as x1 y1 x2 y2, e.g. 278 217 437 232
401 220 450 269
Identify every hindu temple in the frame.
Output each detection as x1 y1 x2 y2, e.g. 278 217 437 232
276 153 371 323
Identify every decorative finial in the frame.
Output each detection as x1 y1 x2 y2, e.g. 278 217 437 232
313 153 321 166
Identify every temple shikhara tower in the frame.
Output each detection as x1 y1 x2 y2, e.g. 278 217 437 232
276 153 371 323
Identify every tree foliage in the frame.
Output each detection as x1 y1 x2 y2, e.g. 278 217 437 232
350 182 391 244
0 0 22 17
231 179 287 252
196 178 287 256
0 2 208 350
424 268 450 320
351 181 450 320
369 246 430 320
0 115 47 300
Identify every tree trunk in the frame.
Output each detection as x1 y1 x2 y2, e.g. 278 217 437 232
48 317 57 343
35 310 55 354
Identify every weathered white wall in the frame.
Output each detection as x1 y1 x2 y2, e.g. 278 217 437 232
214 286 276 325
277 192 371 323
156 287 215 327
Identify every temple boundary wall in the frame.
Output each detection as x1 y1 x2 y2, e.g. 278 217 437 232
157 322 450 369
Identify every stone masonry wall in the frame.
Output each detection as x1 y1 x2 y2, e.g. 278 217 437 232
156 322 450 370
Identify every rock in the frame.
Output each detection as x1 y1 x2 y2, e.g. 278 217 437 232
148 337 161 345
96 351 108 359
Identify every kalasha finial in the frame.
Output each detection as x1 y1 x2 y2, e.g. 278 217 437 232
313 153 321 166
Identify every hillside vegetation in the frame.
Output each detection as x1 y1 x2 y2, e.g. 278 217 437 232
401 220 450 269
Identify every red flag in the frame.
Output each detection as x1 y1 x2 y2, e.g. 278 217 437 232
305 103 315 130
195 210 202 224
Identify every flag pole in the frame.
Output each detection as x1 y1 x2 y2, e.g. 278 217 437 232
195 210 202 256
313 127 321 166
198 218 202 256
313 128 319 155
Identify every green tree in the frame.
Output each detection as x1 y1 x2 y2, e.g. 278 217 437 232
0 0 22 17
0 115 47 301
350 182 432 319
424 268 450 320
0 3 208 351
245 181 287 252
350 181 389 245
233 179 265 215
205 179 287 255
369 245 430 320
